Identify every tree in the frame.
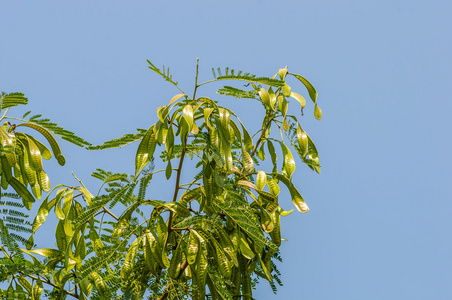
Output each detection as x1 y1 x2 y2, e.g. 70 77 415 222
0 59 322 299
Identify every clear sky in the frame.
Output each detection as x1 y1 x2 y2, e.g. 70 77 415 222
1 1 451 299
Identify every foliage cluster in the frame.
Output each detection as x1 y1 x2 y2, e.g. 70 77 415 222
0 60 322 300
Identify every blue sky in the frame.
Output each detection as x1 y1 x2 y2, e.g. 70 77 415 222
1 1 451 299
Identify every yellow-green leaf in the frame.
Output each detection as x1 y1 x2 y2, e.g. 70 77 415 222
29 248 63 258
267 177 280 196
280 142 295 179
242 148 254 173
166 125 174 158
187 231 199 265
169 93 186 106
290 92 306 109
297 123 308 157
256 171 267 191
32 279 43 300
289 73 318 104
18 277 32 293
8 177 35 210
314 104 322 120
239 231 255 260
273 173 309 213
121 238 140 281
278 68 288 80
37 170 50 192
165 159 172 179
282 83 291 97
259 88 272 110
55 221 67 251
183 104 194 131
135 125 155 176
203 107 215 130
27 135 52 160
17 123 65 166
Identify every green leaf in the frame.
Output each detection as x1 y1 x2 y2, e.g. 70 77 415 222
62 189 73 218
279 142 296 179
314 104 322 120
183 104 194 131
135 125 156 176
217 202 278 252
289 72 318 104
29 248 63 258
32 196 49 233
237 180 276 202
1 92 28 109
203 107 215 130
7 177 35 210
259 88 272 110
187 230 199 265
16 123 66 166
273 173 309 213
239 230 255 259
163 202 190 218
278 68 288 80
18 277 32 293
112 201 141 238
242 147 254 173
267 140 277 173
256 170 267 191
282 83 291 97
120 237 140 281
305 133 321 174
32 279 43 300
217 86 258 99
38 170 50 192
169 93 186 106
55 221 67 251
168 240 183 279
297 123 308 157
214 73 285 87
290 92 306 109
90 271 108 296
165 159 172 179
267 177 280 196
